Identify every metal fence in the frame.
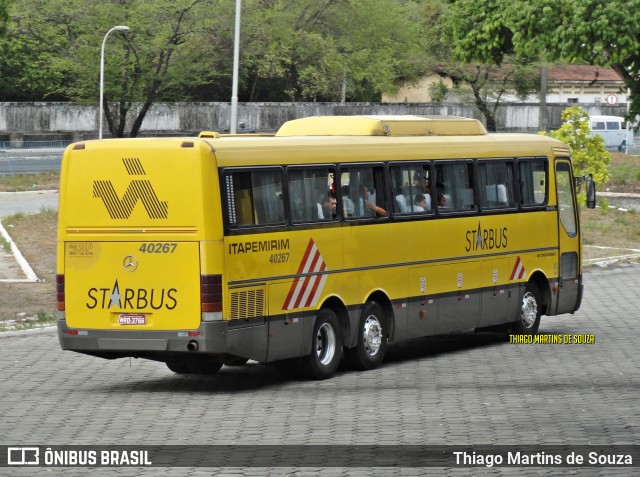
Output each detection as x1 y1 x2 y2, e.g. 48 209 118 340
0 141 71 174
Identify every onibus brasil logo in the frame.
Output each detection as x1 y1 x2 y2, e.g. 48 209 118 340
93 158 168 219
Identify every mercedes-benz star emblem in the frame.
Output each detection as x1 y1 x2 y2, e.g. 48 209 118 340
123 255 138 272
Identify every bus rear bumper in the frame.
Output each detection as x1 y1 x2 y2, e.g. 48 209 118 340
57 319 268 362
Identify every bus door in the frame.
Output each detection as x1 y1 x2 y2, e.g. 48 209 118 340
555 160 581 314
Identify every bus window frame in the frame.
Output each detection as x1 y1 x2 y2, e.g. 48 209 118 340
476 158 518 213
515 156 549 210
339 162 390 222
285 164 338 226
388 160 435 219
434 159 478 216
221 165 287 233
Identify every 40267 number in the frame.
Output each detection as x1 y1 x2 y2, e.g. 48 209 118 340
139 242 177 254
269 253 289 264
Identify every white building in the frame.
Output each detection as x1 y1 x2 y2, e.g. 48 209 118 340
383 65 627 105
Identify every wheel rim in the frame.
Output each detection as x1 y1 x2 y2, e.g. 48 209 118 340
316 322 337 365
521 291 538 328
362 315 383 356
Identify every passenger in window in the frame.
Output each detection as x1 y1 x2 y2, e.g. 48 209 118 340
358 184 387 217
412 194 427 212
437 192 447 208
341 185 355 217
321 191 337 219
413 173 432 211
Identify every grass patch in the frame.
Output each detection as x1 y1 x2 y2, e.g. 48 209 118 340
581 207 640 252
0 171 60 192
0 312 57 332
0 210 58 321
605 153 640 193
0 235 10 252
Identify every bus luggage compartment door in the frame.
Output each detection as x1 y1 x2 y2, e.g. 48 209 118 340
64 241 201 331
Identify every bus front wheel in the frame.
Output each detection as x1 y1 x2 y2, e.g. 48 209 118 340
512 282 541 335
301 308 342 380
345 301 387 370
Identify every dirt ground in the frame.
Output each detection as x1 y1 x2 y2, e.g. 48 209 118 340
0 211 57 320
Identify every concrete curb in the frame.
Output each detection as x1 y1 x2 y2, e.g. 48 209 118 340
0 220 39 282
0 324 57 338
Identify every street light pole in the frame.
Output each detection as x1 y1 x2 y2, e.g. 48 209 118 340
99 25 130 139
230 0 241 134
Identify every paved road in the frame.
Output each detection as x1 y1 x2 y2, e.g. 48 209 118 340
1 263 639 475
0 190 58 217
0 156 62 174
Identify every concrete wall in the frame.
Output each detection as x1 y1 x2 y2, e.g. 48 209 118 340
0 101 629 140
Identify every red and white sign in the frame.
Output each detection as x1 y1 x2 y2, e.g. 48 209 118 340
510 257 526 281
606 94 618 105
282 239 329 310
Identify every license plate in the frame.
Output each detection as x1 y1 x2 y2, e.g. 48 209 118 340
118 314 147 325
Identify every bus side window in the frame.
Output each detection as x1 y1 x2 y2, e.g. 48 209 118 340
518 159 547 206
288 167 336 223
435 162 476 212
390 163 431 215
225 169 285 227
342 165 387 218
478 160 515 209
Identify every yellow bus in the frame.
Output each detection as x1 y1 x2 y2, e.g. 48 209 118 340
57 115 596 379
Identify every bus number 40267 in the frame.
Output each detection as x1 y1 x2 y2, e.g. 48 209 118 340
139 243 177 254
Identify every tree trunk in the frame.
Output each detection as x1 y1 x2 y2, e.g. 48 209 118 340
471 83 497 132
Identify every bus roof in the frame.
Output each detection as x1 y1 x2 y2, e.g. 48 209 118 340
202 132 569 168
64 115 570 168
275 115 488 137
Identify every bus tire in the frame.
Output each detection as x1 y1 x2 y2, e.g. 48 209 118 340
345 301 387 370
301 308 342 380
165 357 223 375
512 282 541 335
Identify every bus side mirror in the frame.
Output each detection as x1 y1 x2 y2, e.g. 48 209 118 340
586 179 596 209
575 174 596 209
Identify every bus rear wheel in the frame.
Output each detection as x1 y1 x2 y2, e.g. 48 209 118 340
166 357 223 375
301 308 342 380
512 282 541 335
345 301 387 370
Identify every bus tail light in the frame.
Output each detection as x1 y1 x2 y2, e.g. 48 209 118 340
56 274 66 312
201 274 223 321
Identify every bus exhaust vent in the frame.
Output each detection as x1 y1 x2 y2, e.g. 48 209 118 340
230 288 265 320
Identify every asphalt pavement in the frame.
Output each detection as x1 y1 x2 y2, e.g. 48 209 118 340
0 190 59 217
0 262 638 475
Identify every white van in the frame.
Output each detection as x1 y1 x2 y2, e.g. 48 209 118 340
589 115 632 151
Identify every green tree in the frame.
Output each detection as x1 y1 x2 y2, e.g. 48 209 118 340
0 0 9 36
541 106 611 186
426 0 540 131
240 0 428 102
8 0 222 137
443 0 640 125
0 32 67 100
